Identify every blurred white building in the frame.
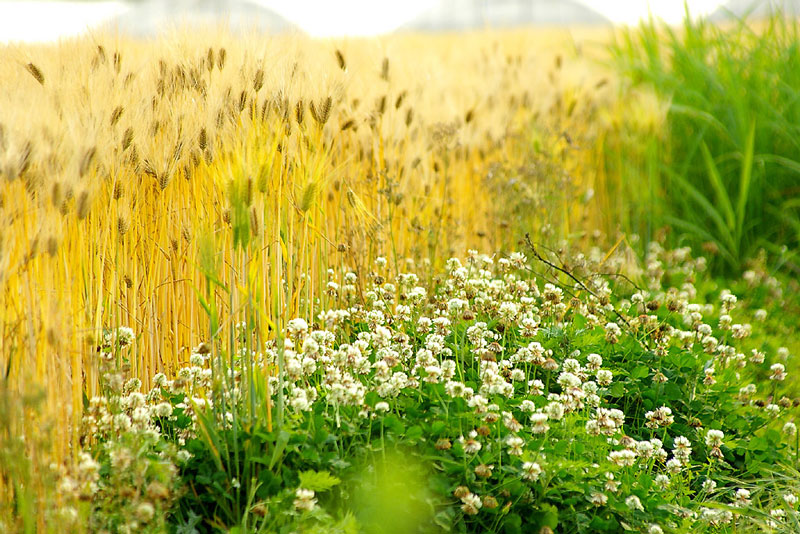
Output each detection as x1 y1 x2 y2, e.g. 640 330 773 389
107 0 297 36
712 0 800 19
403 0 611 31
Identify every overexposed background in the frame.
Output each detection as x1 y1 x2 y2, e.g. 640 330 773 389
0 0 773 43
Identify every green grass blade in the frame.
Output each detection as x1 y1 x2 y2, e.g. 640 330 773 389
700 141 736 232
666 163 735 253
754 154 800 175
192 401 225 472
735 120 756 244
670 104 734 145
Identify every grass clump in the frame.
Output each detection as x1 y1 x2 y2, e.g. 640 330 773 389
608 11 800 273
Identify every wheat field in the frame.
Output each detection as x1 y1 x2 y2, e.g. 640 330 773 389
0 27 616 469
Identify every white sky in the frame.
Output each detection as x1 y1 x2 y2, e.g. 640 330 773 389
0 1 728 43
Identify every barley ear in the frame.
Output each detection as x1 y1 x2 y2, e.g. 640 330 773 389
253 69 265 92
335 49 346 71
380 57 389 81
25 63 45 85
110 106 124 127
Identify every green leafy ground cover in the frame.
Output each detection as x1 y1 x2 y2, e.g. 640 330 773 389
48 239 800 534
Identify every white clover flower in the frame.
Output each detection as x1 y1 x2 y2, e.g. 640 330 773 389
77 452 100 476
697 323 712 336
189 352 206 366
528 378 545 395
447 298 469 316
590 492 608 506
521 461 543 482
702 479 717 493
152 402 172 418
701 335 718 352
441 359 456 380
666 458 682 474
625 495 644 511
505 435 524 456
462 438 482 454
152 373 168 388
529 412 550 434
783 493 798 507
294 488 317 511
596 369 613 386
557 372 581 389
432 316 451 335
604 472 619 492
608 449 636 467
648 525 664 534
123 378 142 394
673 435 691 451
733 488 751 507
700 507 733 526
739 383 757 397
467 394 488 413
135 502 155 522
644 406 674 428
115 326 135 347
732 323 752 339
289 390 312 412
585 419 600 436
508 252 527 268
519 316 539 337
113 413 132 433
562 358 581 374
460 492 482 515
445 380 467 398
423 364 443 384
770 508 786 520
545 402 564 421
498 301 519 324
720 290 738 311
705 429 724 447
287 318 309 338
654 474 670 490
770 363 786 381
445 257 463 272
604 322 622 344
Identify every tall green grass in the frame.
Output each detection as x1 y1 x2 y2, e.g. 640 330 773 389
609 10 800 273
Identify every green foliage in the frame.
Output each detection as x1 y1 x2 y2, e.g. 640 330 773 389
297 471 340 493
59 241 800 533
609 10 800 273
0 381 54 534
